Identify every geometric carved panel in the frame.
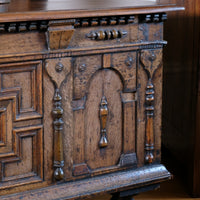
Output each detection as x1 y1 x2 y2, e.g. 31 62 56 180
0 61 42 121
0 125 43 185
0 61 43 189
0 100 13 154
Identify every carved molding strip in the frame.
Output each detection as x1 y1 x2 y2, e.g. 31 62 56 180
0 21 48 33
140 49 162 164
99 96 108 148
139 13 167 23
0 13 167 33
45 58 71 181
74 16 136 28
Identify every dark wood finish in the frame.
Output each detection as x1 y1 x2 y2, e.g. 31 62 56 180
0 1 183 199
161 0 200 197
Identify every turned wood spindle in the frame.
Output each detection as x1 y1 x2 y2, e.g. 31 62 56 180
99 96 108 148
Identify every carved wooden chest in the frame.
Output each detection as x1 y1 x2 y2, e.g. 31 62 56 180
0 1 183 199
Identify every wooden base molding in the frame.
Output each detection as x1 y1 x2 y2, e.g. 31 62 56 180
0 164 171 200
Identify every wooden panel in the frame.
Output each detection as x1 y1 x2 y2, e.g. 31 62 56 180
139 23 163 42
85 70 123 169
111 51 137 92
0 100 13 155
0 32 46 56
0 61 43 191
70 25 135 49
0 61 42 121
0 125 43 187
73 55 101 99
73 100 85 164
121 93 136 154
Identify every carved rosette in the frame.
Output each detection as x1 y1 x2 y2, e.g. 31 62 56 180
45 58 71 181
140 49 162 164
99 96 108 148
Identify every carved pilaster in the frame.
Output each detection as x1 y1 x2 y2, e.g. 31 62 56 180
99 96 108 148
140 49 162 164
45 58 71 181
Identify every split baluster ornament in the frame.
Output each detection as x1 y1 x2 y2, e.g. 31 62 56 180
145 80 155 163
45 59 71 181
140 49 162 164
52 89 64 180
99 96 108 148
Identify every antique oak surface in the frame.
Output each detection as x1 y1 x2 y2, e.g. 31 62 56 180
0 1 183 199
162 0 200 197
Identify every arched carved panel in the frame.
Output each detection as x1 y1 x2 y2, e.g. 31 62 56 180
85 70 123 169
72 52 137 176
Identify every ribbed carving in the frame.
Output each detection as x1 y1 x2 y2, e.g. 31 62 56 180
0 21 48 33
140 13 167 23
99 96 108 148
86 29 127 40
144 80 155 163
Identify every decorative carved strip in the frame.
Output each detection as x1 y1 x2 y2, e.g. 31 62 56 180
99 96 108 148
139 13 167 23
86 29 127 40
74 15 137 28
45 58 71 181
0 13 166 34
140 49 162 164
0 21 48 33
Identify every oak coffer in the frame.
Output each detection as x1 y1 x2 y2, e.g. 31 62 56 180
0 1 183 199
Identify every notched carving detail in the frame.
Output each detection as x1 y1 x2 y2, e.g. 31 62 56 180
0 21 48 33
99 96 108 148
74 15 137 28
139 13 167 23
140 49 162 164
